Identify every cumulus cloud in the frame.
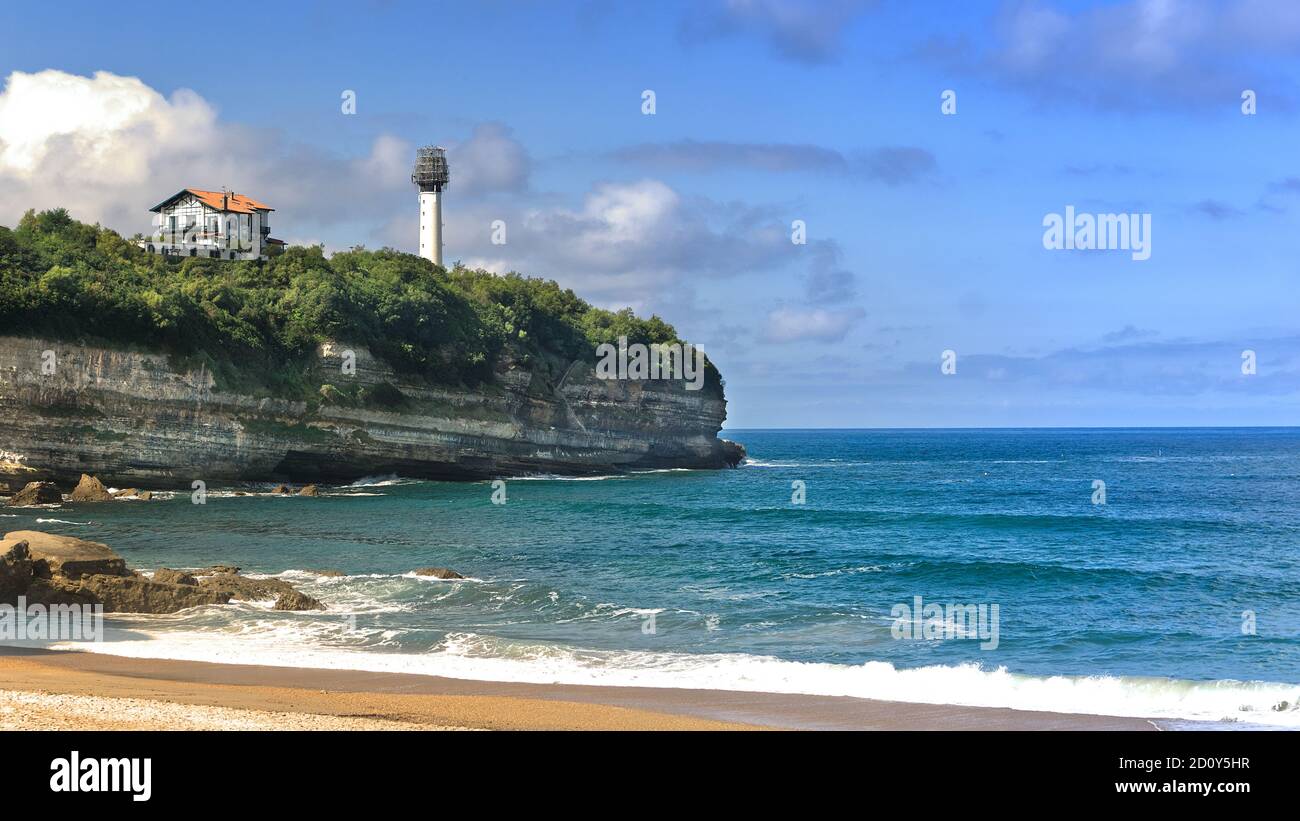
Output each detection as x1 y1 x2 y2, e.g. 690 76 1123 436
678 0 875 64
440 178 802 309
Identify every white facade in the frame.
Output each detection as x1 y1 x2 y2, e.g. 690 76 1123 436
418 190 443 266
141 190 277 261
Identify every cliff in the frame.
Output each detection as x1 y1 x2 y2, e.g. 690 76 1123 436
0 335 743 488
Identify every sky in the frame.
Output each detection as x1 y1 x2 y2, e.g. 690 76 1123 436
1 0 1298 428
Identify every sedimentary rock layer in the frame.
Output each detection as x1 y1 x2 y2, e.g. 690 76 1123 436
0 336 743 487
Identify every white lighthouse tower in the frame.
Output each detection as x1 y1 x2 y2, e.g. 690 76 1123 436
412 146 450 265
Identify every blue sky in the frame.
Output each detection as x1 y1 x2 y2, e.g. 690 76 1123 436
1 0 1298 427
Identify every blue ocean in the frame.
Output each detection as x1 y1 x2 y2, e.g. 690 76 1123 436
11 428 1300 727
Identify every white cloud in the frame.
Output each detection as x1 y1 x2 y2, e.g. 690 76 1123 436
430 178 801 310
0 70 216 181
764 306 865 343
446 123 531 194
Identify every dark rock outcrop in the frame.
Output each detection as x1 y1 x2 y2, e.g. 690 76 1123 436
0 540 33 601
6 481 62 507
69 473 114 502
273 590 324 611
270 484 292 495
60 574 230 612
152 568 198 586
194 564 241 576
412 567 465 580
720 439 747 468
197 572 324 611
298 484 319 496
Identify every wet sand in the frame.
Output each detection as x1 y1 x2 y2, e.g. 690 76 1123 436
0 647 1156 730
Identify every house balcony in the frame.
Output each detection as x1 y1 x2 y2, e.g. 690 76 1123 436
138 232 267 261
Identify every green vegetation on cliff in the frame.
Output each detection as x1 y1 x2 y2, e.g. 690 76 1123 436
0 209 720 397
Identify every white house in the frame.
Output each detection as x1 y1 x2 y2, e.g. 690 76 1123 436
141 188 284 261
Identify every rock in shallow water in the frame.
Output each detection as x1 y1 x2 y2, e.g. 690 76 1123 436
152 568 198 586
6 482 63 507
273 590 324 611
0 531 321 613
412 567 465 579
69 474 113 502
197 573 324 611
4 530 128 579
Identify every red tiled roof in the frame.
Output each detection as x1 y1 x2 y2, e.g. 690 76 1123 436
150 189 274 214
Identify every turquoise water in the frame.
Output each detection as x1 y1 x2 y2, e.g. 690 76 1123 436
9 428 1300 725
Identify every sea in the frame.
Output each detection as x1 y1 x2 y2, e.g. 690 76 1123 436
7 428 1300 728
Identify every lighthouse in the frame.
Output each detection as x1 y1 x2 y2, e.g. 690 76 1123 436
411 146 450 265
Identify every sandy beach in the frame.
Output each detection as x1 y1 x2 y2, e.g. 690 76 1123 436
0 647 1154 730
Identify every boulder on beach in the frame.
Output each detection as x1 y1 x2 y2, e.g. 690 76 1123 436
0 530 228 614
152 567 198 586
298 484 319 497
412 566 465 580
69 474 113 502
64 574 230 613
0 531 323 614
4 530 128 579
6 481 63 507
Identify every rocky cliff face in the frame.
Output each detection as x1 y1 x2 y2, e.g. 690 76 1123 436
0 336 742 488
